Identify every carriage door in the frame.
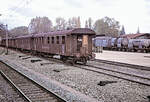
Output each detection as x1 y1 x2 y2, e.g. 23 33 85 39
77 35 88 55
77 35 82 52
82 35 88 54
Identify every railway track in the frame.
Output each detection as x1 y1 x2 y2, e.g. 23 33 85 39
0 61 66 102
0 72 27 102
95 59 150 71
2 48 150 86
16 52 150 86
74 61 150 86
36 54 150 86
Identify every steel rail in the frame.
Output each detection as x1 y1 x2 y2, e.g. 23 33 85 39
0 70 32 102
74 64 150 86
13 50 150 86
0 61 67 102
94 59 150 71
86 64 150 80
2 48 150 86
47 58 150 86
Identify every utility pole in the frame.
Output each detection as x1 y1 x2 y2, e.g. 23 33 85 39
5 24 8 55
0 14 8 54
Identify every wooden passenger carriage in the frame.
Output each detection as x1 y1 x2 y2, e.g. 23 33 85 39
32 28 95 64
1 28 96 64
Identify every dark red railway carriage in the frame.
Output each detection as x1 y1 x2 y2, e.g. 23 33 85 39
1 28 96 64
32 28 95 64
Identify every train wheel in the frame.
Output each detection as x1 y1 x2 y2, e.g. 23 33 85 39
62 57 67 63
83 58 87 65
71 60 75 65
145 50 148 53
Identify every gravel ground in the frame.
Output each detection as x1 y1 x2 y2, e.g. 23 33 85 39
0 48 150 102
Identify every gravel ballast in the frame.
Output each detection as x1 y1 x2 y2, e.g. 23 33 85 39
0 48 150 102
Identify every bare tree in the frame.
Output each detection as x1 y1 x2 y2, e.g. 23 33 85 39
54 17 66 30
85 20 88 28
94 16 120 37
0 23 6 38
10 26 28 37
28 16 53 34
85 17 92 29
88 17 92 29
77 16 81 28
120 25 125 35
67 16 81 29
136 26 140 34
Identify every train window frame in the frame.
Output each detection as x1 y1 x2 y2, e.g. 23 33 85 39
47 37 50 44
77 35 83 52
39 38 41 43
56 36 59 44
52 37 54 44
62 36 65 44
42 37 44 44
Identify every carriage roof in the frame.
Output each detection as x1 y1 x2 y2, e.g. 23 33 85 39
3 28 95 40
33 28 95 37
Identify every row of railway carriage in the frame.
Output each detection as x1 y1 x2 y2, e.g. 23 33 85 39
1 28 95 64
94 33 150 52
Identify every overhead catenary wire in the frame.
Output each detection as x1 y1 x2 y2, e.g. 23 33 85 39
1 0 32 24
0 0 32 54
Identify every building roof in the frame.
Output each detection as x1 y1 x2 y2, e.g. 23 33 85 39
120 33 150 39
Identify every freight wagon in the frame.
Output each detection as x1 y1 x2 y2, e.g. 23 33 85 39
93 33 150 53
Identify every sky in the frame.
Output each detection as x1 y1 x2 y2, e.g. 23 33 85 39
0 0 150 33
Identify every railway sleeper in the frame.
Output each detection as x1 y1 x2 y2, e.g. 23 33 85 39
26 93 51 97
40 62 54 66
147 96 150 102
97 81 117 86
22 90 45 94
27 94 53 99
22 56 31 60
31 97 55 101
30 59 42 63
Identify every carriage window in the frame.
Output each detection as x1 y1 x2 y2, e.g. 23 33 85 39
52 37 54 44
47 37 50 44
77 36 82 51
56 36 59 44
62 36 65 44
41 37 43 43
41 37 44 43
